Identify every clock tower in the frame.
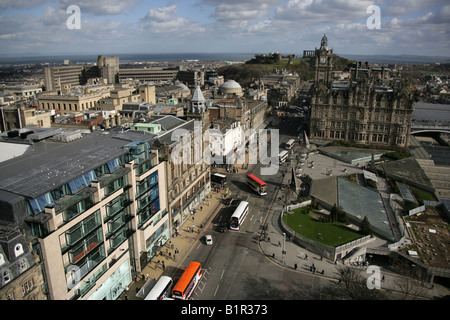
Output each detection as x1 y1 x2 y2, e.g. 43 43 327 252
314 34 333 85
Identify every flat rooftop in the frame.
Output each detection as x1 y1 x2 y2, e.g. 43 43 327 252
0 132 129 198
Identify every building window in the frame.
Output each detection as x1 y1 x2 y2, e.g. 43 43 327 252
68 170 97 194
22 279 34 295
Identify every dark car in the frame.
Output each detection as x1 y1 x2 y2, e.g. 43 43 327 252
222 197 233 205
218 223 228 233
230 199 241 207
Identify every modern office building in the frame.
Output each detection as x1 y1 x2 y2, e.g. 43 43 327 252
118 68 179 83
0 131 169 300
44 55 118 92
97 56 119 85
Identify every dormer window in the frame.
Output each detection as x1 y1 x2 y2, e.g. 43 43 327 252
3 270 11 284
14 244 24 257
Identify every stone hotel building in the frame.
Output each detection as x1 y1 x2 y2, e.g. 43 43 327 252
309 35 416 147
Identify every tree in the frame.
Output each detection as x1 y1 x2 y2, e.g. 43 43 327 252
322 266 388 300
360 216 373 236
330 205 348 224
337 206 348 224
330 204 338 223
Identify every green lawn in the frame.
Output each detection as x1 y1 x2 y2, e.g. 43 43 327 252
282 206 364 247
410 186 437 203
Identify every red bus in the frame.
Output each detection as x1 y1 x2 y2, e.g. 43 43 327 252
171 261 202 300
247 174 267 196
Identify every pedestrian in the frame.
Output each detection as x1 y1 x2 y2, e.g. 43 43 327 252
294 263 297 270
268 236 270 243
278 241 281 247
305 254 308 261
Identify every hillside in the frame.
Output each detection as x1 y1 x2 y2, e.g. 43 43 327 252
217 54 355 86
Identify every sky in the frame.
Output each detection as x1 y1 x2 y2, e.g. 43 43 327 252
0 0 448 57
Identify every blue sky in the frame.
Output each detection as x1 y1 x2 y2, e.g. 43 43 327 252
0 0 448 57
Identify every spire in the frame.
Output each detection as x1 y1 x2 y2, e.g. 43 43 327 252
320 33 328 51
191 85 206 114
191 85 205 103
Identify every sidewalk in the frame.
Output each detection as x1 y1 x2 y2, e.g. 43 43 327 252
258 190 450 299
119 186 226 300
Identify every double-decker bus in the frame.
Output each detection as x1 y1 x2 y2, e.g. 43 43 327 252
229 201 249 231
285 139 295 150
247 174 267 196
171 261 202 300
144 276 173 300
278 150 288 164
211 173 227 186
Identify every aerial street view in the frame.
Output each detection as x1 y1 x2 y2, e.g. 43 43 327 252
0 0 449 312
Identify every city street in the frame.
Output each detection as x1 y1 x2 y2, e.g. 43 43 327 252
171 112 334 300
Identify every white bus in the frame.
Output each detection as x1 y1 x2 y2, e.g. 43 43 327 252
144 276 173 300
278 150 288 164
285 139 295 150
230 201 249 231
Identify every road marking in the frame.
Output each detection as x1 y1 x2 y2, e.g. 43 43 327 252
214 284 220 296
220 269 225 280
250 214 254 221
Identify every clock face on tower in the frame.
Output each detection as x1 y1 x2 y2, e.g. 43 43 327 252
320 56 327 64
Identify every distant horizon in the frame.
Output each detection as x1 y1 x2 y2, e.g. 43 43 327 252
1 52 449 66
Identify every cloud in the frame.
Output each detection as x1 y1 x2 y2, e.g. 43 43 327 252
58 0 137 15
198 0 281 28
274 0 375 23
0 0 48 9
140 4 207 35
0 0 138 15
382 0 444 17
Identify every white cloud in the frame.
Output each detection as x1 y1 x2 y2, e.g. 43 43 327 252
140 5 207 35
274 0 375 23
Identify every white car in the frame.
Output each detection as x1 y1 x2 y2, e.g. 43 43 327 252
205 235 213 245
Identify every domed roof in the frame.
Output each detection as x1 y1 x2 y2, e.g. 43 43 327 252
220 80 242 91
176 83 189 91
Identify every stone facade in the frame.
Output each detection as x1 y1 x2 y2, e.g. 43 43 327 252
309 35 415 148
